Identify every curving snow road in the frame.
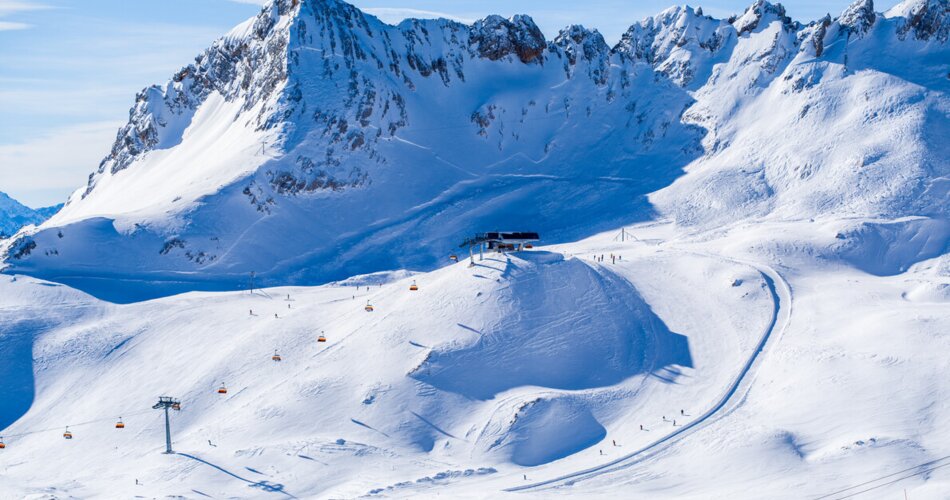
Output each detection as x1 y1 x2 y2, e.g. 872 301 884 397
505 254 792 493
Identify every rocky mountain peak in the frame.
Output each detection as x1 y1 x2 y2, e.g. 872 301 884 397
554 25 608 59
894 0 950 41
731 0 798 35
839 0 877 36
553 25 610 83
470 14 547 63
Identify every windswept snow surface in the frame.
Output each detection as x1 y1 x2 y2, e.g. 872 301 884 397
2 220 949 498
2 0 950 498
0 239 775 498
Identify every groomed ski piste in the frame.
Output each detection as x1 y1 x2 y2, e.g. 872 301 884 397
2 217 949 498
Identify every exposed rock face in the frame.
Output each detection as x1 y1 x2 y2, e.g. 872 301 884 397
840 0 877 36
897 0 950 41
615 6 734 87
731 0 799 35
470 15 547 63
553 25 610 83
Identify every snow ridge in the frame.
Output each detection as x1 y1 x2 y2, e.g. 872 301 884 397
3 0 948 300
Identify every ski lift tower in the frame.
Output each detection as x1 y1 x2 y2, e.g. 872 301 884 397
152 396 181 454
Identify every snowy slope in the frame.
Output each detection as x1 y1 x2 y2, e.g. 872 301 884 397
0 238 777 497
2 220 948 498
0 192 61 239
1 0 949 498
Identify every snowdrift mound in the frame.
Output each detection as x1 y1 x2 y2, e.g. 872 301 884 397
0 276 98 430
488 396 607 467
833 217 950 275
411 251 691 400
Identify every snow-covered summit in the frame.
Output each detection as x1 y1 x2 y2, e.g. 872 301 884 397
3 0 948 301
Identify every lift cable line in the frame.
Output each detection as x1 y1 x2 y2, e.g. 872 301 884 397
813 454 950 500
1 408 154 439
152 396 182 454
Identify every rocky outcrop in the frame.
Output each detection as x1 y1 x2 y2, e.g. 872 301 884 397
470 15 546 63
553 25 610 84
896 0 949 41
840 0 877 36
731 0 799 35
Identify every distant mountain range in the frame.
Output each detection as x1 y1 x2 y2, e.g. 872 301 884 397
0 192 61 239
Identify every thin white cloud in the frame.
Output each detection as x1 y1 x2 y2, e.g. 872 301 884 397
0 1 49 15
362 7 475 25
0 0 49 31
0 121 121 207
0 20 29 30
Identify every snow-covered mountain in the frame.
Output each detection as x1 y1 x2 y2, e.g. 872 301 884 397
2 0 950 498
0 192 61 239
4 0 945 301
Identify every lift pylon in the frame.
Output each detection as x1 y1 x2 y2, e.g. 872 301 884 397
152 396 181 454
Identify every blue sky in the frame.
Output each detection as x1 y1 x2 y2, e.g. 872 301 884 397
0 0 888 207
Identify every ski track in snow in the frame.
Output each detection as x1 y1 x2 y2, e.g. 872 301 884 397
505 249 792 493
